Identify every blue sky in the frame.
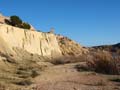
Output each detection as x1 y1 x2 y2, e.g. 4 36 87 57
0 0 120 46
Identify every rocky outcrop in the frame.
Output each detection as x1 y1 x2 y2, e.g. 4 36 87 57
0 24 62 58
56 35 88 56
0 14 9 24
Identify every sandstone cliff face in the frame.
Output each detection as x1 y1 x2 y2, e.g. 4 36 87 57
0 24 61 58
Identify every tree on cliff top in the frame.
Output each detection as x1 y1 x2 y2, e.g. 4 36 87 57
9 15 31 29
22 22 31 29
10 16 22 27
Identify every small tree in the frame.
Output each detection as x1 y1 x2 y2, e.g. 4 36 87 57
22 22 31 29
10 15 22 27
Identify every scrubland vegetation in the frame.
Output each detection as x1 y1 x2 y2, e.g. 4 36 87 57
5 15 31 29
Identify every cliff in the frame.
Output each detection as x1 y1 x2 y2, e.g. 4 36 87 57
56 35 88 56
0 24 62 58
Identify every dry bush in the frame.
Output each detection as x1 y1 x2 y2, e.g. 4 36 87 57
110 78 120 82
16 65 40 79
31 70 40 78
87 51 120 75
50 55 87 65
13 79 33 86
74 64 90 72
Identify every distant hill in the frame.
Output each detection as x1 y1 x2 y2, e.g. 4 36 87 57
91 43 120 55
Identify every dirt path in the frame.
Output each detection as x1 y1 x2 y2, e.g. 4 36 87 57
34 63 120 90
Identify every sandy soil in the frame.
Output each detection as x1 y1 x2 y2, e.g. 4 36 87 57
33 63 120 90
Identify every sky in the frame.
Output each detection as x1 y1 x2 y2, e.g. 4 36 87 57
0 0 120 46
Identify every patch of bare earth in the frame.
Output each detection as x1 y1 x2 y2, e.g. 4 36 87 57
34 63 120 90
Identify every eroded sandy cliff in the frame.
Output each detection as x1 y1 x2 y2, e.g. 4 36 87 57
0 24 62 58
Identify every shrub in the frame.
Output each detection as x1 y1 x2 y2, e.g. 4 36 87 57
50 55 88 65
87 51 120 75
14 79 33 86
110 78 120 82
22 22 31 29
10 16 22 27
51 58 67 65
31 70 39 78
74 64 89 72
9 16 31 29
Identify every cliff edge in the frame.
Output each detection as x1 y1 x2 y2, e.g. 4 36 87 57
0 24 62 58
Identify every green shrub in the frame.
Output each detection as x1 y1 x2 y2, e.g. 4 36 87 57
10 16 31 29
22 22 31 29
110 78 120 82
6 15 31 30
10 16 22 27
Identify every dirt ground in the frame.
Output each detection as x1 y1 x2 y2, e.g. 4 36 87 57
33 63 120 90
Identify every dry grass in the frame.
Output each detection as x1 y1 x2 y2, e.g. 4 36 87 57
87 51 120 75
50 55 87 65
13 79 33 86
50 50 120 75
0 48 47 89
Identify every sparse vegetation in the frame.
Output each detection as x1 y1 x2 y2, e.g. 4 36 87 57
74 64 89 72
21 22 31 29
0 48 46 89
16 65 40 79
10 16 22 27
31 70 40 78
50 56 87 65
6 15 31 29
13 79 33 86
110 78 120 82
86 51 120 75
92 43 120 55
